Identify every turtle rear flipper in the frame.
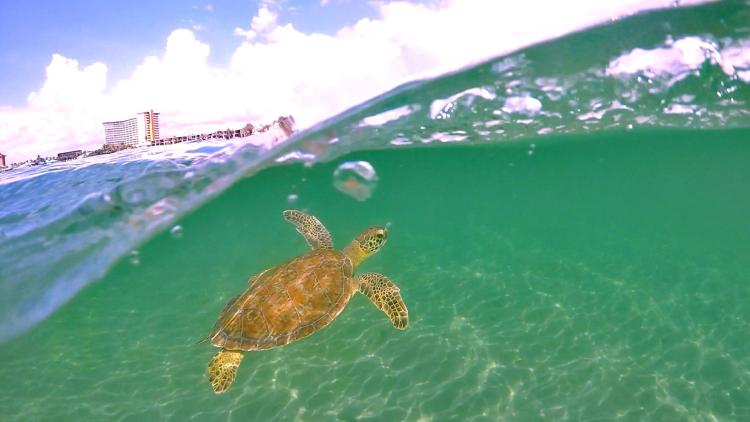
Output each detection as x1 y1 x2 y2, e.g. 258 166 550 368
208 350 244 393
357 272 408 330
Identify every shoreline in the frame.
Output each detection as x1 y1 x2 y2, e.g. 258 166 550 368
8 116 296 167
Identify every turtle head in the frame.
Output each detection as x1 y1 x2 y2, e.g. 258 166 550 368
357 226 388 253
343 226 388 268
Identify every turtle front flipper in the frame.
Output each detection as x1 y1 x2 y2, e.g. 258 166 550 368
357 272 408 330
208 349 244 393
283 210 334 250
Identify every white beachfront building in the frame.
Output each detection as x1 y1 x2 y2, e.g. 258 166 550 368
103 111 160 147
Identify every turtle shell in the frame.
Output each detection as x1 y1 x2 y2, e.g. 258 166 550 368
210 249 356 351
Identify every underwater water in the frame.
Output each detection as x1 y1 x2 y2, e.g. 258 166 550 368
2 2 750 420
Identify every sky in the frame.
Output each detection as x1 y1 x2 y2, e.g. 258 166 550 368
0 0 700 163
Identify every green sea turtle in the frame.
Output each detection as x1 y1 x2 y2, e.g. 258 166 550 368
206 209 408 393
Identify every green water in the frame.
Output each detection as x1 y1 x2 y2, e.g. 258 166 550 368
1 128 749 420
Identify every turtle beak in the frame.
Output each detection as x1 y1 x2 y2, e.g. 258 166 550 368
378 227 388 243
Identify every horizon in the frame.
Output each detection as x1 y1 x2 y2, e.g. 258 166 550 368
0 0 705 163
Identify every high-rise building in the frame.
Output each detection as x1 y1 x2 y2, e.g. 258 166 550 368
0 152 6 168
137 110 159 144
103 110 160 147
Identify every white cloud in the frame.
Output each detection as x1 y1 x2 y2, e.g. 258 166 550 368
0 55 110 161
251 5 279 34
233 26 255 39
234 4 278 40
0 0 704 162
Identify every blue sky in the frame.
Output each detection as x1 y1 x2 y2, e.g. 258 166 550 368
0 0 386 106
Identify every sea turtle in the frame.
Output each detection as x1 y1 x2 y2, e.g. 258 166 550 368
206 209 408 393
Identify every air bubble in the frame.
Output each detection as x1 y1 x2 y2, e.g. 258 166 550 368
287 193 299 203
170 225 183 239
333 161 378 202
502 95 542 115
129 250 141 266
